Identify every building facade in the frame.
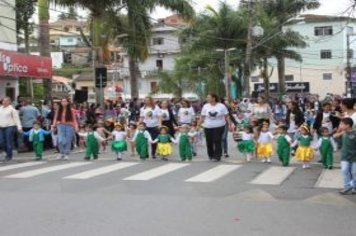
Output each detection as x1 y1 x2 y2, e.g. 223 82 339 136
251 14 356 97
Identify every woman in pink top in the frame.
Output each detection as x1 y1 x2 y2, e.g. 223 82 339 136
53 98 78 160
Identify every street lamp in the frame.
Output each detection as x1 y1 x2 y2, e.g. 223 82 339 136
216 47 237 98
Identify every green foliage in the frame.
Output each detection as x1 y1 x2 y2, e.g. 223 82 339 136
53 65 92 78
15 0 35 48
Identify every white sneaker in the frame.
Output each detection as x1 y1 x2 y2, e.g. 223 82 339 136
302 164 306 169
267 158 272 163
63 155 69 160
56 155 63 160
261 159 267 163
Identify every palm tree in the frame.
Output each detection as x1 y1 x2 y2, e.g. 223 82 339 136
38 0 52 101
259 0 320 95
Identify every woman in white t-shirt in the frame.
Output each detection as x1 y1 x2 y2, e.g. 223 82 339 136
139 97 161 159
178 99 195 125
199 94 234 161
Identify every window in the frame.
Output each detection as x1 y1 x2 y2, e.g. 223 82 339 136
76 27 81 32
152 38 164 45
64 26 70 32
347 26 354 35
320 50 332 59
250 76 259 82
67 38 74 43
156 59 163 70
150 82 159 93
285 75 294 81
323 73 332 80
314 26 333 36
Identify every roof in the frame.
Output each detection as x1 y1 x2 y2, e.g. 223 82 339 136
50 19 88 27
290 14 356 24
74 71 94 82
52 76 71 84
155 14 187 27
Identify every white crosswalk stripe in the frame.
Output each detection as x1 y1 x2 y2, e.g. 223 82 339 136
0 162 46 172
64 162 139 179
250 166 296 185
5 162 91 178
124 163 190 181
185 165 241 183
315 169 343 189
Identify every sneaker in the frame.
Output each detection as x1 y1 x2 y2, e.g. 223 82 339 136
352 189 356 195
117 157 122 161
302 164 306 169
162 157 168 161
328 166 333 170
63 156 69 160
339 188 353 195
261 159 267 163
267 159 272 164
56 155 63 160
224 153 229 158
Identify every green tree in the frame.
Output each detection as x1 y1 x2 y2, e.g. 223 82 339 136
259 0 320 95
16 0 35 53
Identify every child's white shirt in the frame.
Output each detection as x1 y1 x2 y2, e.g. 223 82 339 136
78 131 105 142
131 130 153 142
258 131 274 143
112 131 127 141
241 131 254 141
315 136 337 151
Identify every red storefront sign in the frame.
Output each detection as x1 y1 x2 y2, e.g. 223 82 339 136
0 50 52 79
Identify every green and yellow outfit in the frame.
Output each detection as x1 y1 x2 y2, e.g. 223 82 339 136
135 131 149 160
277 134 291 166
85 132 100 160
295 135 314 161
179 133 192 161
156 134 173 156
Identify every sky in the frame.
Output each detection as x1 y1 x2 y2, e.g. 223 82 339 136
47 0 355 22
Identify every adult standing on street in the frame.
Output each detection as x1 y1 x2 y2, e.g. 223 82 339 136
139 97 161 159
252 96 272 125
19 99 41 151
177 99 195 126
53 98 78 160
0 97 22 161
160 100 178 137
199 94 234 161
286 100 305 140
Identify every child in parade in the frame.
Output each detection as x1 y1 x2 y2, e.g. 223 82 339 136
78 124 106 161
275 125 292 167
233 112 249 131
292 124 314 169
314 127 337 169
152 126 176 161
189 121 200 156
176 124 194 161
257 122 274 163
131 122 153 160
96 120 111 153
127 122 137 157
333 118 356 195
23 121 51 161
237 126 256 162
110 123 128 161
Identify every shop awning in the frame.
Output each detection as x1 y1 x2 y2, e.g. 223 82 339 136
0 50 52 79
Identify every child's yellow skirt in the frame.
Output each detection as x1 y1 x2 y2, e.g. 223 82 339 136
295 146 314 161
157 143 172 156
257 143 273 158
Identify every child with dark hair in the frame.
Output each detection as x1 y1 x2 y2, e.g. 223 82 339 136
78 124 106 161
237 126 256 162
23 121 51 160
292 124 314 169
314 127 337 169
275 125 292 167
334 118 356 195
131 122 153 160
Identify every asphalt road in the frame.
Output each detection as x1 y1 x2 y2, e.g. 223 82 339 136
0 137 355 236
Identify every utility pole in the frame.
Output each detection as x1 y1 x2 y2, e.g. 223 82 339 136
224 50 229 98
244 0 254 98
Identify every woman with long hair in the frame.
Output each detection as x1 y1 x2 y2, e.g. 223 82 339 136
199 94 234 161
139 97 161 159
53 98 78 160
160 100 178 137
177 99 195 126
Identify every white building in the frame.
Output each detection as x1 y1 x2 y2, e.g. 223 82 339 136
251 14 356 97
120 15 186 98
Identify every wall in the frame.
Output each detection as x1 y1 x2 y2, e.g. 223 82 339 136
0 0 17 51
0 77 19 100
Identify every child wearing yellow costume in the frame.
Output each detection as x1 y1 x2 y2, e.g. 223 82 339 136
257 122 274 163
152 126 176 161
292 124 314 169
